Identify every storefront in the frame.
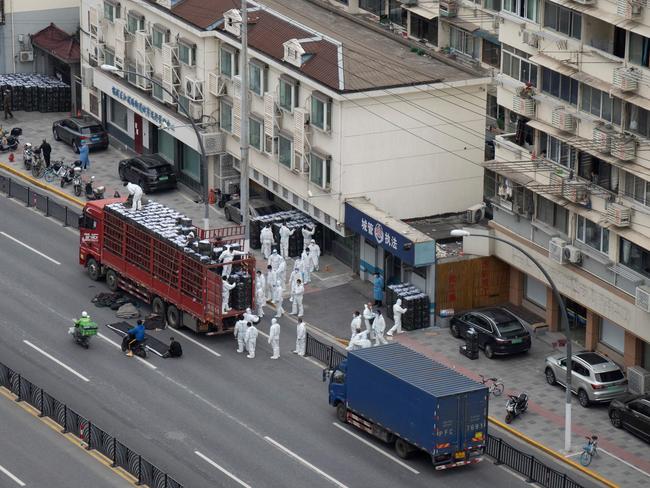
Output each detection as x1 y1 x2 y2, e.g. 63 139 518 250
92 69 207 193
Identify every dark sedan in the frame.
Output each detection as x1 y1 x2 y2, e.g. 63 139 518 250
609 394 650 442
450 307 531 358
52 117 108 153
118 154 177 193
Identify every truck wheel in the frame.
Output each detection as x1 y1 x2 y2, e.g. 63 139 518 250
166 305 181 329
87 258 101 281
106 269 119 292
152 296 166 317
336 403 347 424
395 438 413 459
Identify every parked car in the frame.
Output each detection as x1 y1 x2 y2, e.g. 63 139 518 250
545 351 628 407
449 307 531 359
118 154 177 193
609 394 650 442
224 198 283 224
52 117 108 153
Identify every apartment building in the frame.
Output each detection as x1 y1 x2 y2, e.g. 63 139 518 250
80 0 489 300
484 0 650 369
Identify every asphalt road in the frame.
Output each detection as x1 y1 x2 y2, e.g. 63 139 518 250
0 196 537 488
0 392 129 487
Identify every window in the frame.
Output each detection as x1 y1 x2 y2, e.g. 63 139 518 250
89 92 99 116
279 77 298 112
513 185 534 216
543 2 581 40
502 0 538 22
104 1 119 22
629 32 650 68
220 99 233 133
576 216 609 254
624 172 650 206
249 61 264 96
580 85 622 126
539 132 575 167
578 154 618 193
152 78 163 102
158 129 175 162
485 0 502 11
501 45 538 86
525 276 547 308
627 104 650 138
104 48 115 68
536 196 568 233
311 94 331 132
179 41 196 66
127 62 137 85
410 15 438 45
110 98 128 131
541 67 578 105
482 40 501 68
450 27 479 59
249 117 263 150
220 47 237 78
620 237 650 278
600 318 625 354
278 134 293 167
127 12 144 34
152 26 166 49
389 0 407 26
310 152 331 188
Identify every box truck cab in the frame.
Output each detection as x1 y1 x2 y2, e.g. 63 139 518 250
326 343 488 469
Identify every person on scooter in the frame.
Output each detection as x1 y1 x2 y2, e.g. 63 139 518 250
74 311 93 338
126 319 146 357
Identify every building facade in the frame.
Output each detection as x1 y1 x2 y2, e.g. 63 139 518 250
483 0 650 369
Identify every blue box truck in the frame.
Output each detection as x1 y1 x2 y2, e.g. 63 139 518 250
326 343 489 469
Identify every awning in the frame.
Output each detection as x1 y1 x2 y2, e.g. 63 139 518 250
529 54 578 77
443 16 480 33
474 29 500 45
405 5 439 21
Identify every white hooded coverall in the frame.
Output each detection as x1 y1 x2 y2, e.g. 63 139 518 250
279 224 295 259
234 319 247 353
268 319 281 359
245 325 258 358
126 182 143 211
373 314 388 345
260 226 274 259
291 282 304 317
350 314 363 340
388 299 408 336
272 281 284 318
222 280 236 313
294 321 306 356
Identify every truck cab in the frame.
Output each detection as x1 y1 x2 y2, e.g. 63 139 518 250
326 361 347 410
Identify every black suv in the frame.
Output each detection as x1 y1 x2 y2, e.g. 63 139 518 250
52 117 108 153
609 394 650 442
118 154 177 193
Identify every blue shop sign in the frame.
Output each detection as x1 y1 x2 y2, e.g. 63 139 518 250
111 86 174 130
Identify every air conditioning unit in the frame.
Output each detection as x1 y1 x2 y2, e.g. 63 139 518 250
208 72 226 97
134 30 151 53
617 0 644 19
563 180 588 203
200 132 226 155
162 42 179 67
19 51 33 63
440 0 459 17
82 66 94 88
606 202 632 227
294 107 309 158
635 285 650 312
185 77 204 102
522 31 539 48
611 133 637 161
563 245 582 264
552 107 576 132
293 152 309 174
466 203 486 224
549 238 568 264
627 366 650 394
613 67 638 92
512 94 535 117
593 124 615 154
188 101 202 121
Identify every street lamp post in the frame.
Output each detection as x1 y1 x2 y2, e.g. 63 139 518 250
451 229 573 452
100 64 211 230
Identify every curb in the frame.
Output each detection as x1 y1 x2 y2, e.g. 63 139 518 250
0 161 85 208
487 415 618 488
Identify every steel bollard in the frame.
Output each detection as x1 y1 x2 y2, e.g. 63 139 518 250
15 374 21 402
39 388 44 417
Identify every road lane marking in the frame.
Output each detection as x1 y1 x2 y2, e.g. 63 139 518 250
264 436 349 488
331 423 420 474
97 333 157 370
0 463 26 486
172 330 221 357
23 340 90 382
598 447 650 479
194 451 252 488
0 231 61 265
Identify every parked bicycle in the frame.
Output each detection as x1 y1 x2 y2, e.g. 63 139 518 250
44 158 68 183
479 374 504 397
580 435 598 466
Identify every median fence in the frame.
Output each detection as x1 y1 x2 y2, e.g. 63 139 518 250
0 174 81 228
305 333 586 488
0 361 183 488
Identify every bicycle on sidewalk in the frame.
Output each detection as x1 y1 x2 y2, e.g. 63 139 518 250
479 374 504 397
580 435 598 466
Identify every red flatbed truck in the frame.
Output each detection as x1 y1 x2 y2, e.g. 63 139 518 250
78 198 255 334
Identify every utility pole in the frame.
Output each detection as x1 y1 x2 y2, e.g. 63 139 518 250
240 0 250 248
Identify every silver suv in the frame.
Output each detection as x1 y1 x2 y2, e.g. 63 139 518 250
544 351 627 407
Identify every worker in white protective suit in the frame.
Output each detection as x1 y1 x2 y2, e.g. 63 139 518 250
268 318 281 359
124 181 143 211
293 318 306 356
347 328 371 351
276 255 287 285
222 279 237 313
255 270 266 317
279 223 295 259
268 248 283 272
265 265 276 302
291 279 304 317
260 224 275 260
301 248 313 284
373 309 388 346
233 315 247 353
363 303 375 337
243 307 259 324
272 280 285 318
350 311 362 340
387 298 408 337
219 246 245 278
244 322 258 359
301 225 315 249
308 239 321 272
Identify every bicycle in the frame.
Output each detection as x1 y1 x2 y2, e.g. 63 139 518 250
44 158 68 183
580 435 598 466
479 374 504 396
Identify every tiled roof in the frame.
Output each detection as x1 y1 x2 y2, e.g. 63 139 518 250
31 23 80 64
170 0 234 30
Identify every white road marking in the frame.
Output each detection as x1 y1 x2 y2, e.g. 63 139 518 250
0 231 61 265
331 423 420 474
194 451 252 488
23 340 90 382
97 333 157 370
172 330 221 357
599 447 650 479
0 464 26 487
264 436 349 488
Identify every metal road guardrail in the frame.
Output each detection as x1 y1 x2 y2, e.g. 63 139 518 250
0 174 81 228
305 333 587 488
0 361 183 488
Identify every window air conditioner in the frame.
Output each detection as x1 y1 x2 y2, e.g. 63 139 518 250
627 366 650 394
548 238 568 264
635 285 650 312
563 245 582 264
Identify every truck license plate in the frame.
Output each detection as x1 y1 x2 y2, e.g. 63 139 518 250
454 452 466 459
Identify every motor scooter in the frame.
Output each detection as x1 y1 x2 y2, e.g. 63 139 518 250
85 176 105 200
0 134 19 152
505 392 528 424
69 320 98 349
121 334 148 358
72 166 83 196
23 143 33 170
